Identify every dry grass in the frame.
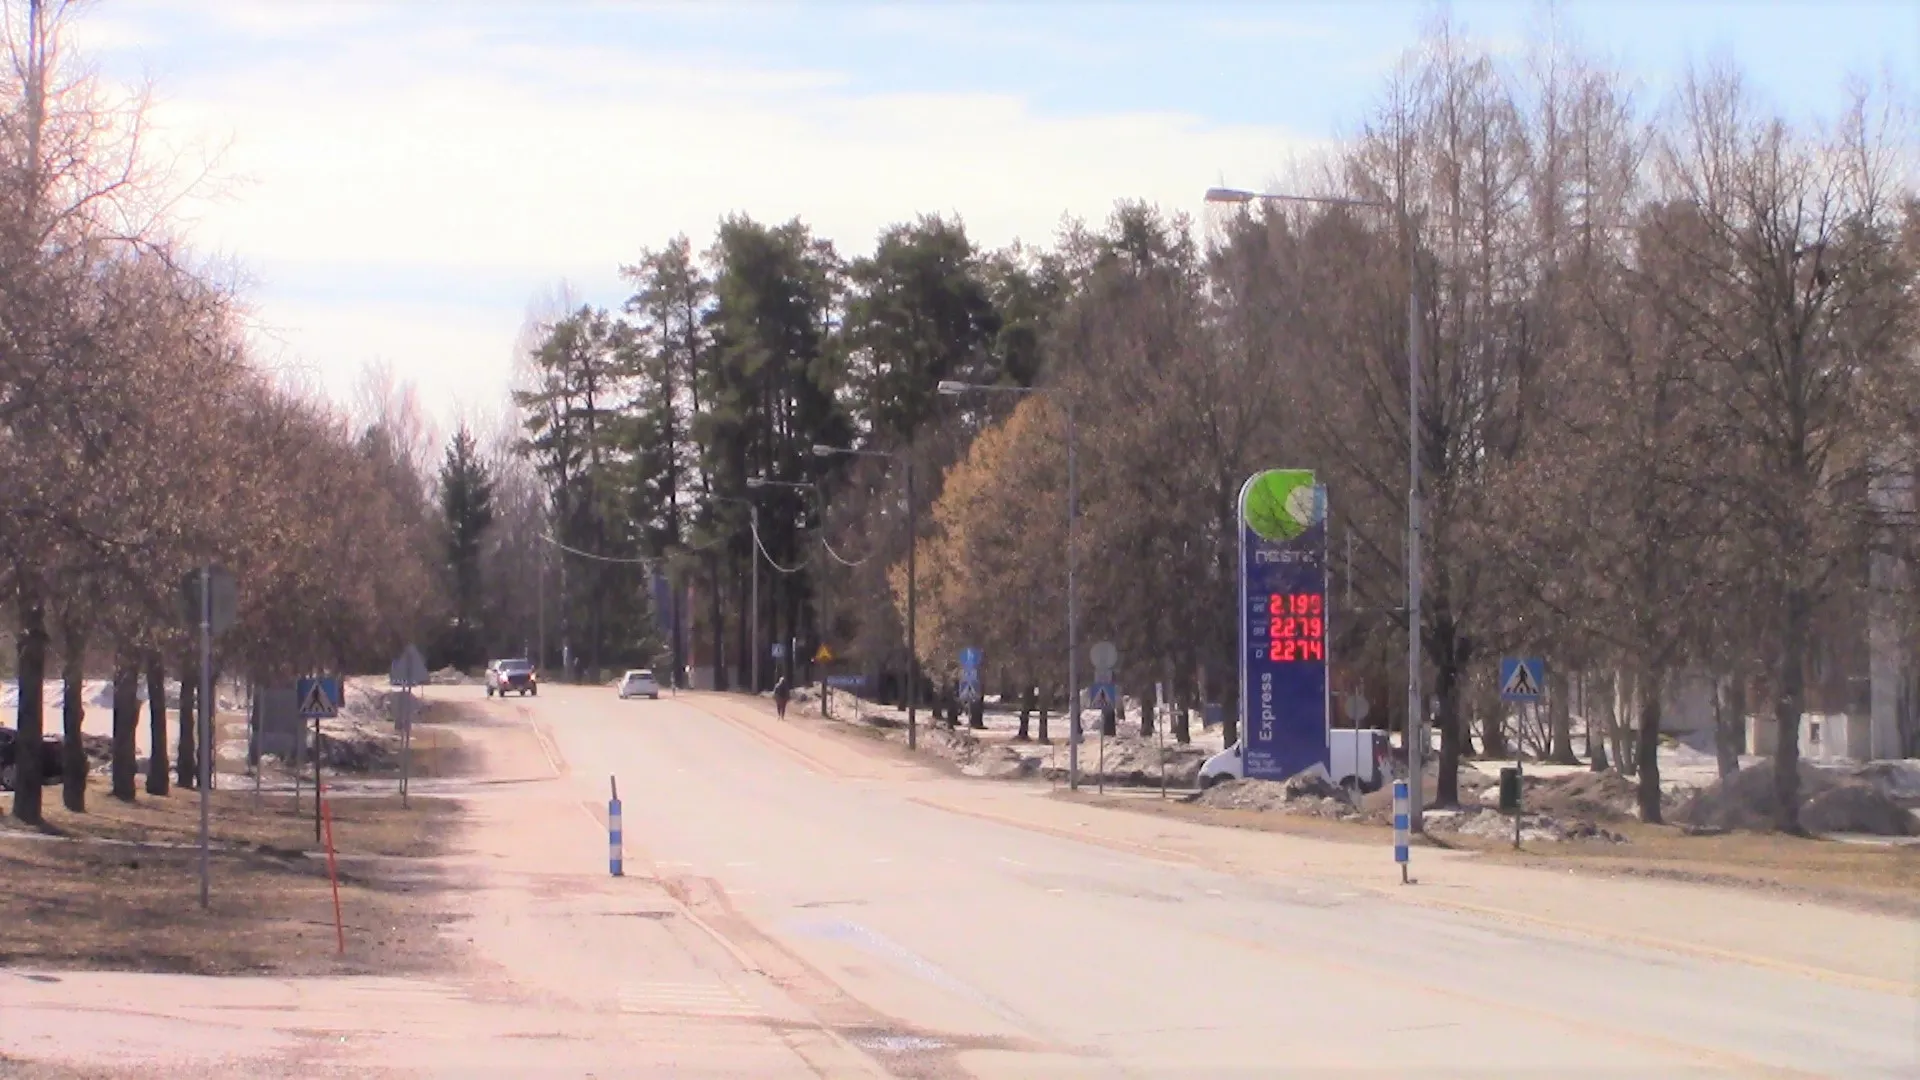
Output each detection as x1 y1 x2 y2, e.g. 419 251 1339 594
1449 819 1920 918
1057 788 1920 918
0 778 465 977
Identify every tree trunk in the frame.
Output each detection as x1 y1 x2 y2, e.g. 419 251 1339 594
1585 672 1609 771
968 694 985 730
12 592 50 823
1636 664 1665 824
146 652 168 795
1016 683 1032 741
111 652 140 802
1478 697 1506 760
176 664 198 791
61 633 88 813
1219 664 1239 747
1434 631 1465 807
1548 668 1576 764
1610 671 1635 776
707 555 726 691
1100 705 1116 738
1773 589 1810 834
1712 674 1741 779
1037 687 1050 744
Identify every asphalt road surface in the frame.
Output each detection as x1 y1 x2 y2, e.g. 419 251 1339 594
494 685 1916 1077
3 683 1914 1077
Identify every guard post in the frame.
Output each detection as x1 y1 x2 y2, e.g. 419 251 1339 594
1393 778 1411 884
609 776 624 877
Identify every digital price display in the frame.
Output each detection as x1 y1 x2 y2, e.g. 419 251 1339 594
1266 593 1327 663
1238 470 1330 781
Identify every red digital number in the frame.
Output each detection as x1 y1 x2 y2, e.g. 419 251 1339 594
1269 594 1284 615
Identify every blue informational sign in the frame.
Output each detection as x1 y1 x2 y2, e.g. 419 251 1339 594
296 676 341 719
1500 658 1545 703
958 676 982 704
825 674 867 691
960 646 983 672
1238 470 1330 781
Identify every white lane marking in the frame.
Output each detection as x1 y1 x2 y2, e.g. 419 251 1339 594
724 861 754 868
871 857 891 864
1046 888 1064 895
1205 889 1224 897
997 856 1027 867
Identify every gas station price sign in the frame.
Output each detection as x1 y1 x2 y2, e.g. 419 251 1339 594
1265 592 1326 662
1237 470 1330 780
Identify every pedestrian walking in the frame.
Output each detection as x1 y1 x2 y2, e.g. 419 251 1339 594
773 676 792 720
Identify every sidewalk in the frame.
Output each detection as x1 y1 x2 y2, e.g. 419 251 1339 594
691 691 1919 998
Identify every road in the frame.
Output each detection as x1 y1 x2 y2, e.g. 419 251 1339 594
4 683 1915 1077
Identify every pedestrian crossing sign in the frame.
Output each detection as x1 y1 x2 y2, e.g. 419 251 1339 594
1499 658 1544 703
297 676 341 718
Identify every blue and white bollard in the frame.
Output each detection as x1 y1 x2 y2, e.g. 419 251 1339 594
1392 778 1410 884
609 776 624 878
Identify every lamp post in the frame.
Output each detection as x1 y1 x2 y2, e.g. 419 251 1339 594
709 494 761 695
1205 186 1424 830
938 379 1082 790
813 444 917 750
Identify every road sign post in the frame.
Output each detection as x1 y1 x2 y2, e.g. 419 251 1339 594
297 676 342 843
1500 658 1545 850
180 565 236 910
390 646 427 807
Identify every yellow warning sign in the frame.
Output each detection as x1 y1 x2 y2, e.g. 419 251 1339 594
814 644 834 663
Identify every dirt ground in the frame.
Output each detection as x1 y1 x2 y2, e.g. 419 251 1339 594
0 703 481 979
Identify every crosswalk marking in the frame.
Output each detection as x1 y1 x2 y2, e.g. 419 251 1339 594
618 982 760 1020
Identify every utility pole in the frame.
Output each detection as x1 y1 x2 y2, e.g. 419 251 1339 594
196 567 212 909
905 457 918 750
1066 397 1080 789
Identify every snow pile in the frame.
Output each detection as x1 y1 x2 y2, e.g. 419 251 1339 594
1359 764 1495 814
1520 771 1646 822
1429 808 1627 844
1195 769 1359 819
429 666 480 686
1674 760 1919 836
1852 760 1920 805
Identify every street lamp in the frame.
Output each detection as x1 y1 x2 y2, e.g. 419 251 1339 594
938 379 1083 790
813 443 919 750
708 494 761 695
1206 184 1425 830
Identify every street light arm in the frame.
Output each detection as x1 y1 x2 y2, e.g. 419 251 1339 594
1206 187 1392 212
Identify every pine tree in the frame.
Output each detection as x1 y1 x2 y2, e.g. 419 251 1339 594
439 425 495 668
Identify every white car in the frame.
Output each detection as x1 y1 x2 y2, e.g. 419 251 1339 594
619 669 660 700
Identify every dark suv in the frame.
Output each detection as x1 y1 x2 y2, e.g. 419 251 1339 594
486 659 538 697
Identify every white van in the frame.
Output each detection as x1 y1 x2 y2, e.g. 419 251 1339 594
1199 728 1388 791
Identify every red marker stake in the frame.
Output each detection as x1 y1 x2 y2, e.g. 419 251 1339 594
320 783 345 956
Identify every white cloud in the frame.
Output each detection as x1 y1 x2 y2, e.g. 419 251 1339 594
103 8 1316 426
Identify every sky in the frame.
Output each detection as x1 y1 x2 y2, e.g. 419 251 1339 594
65 0 1920 436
